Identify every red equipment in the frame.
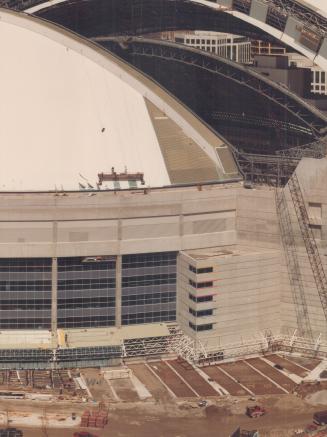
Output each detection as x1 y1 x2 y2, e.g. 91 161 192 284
246 405 266 418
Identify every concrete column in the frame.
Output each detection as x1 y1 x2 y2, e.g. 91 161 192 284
51 257 58 347
51 222 58 348
115 255 122 328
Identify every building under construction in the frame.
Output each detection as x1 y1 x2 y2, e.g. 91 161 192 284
0 1 326 371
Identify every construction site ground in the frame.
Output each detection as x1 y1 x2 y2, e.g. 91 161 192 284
0 353 326 436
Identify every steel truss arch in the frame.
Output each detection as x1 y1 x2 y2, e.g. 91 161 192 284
103 37 327 137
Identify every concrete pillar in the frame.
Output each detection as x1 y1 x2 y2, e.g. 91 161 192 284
51 222 58 348
115 255 122 328
51 257 58 347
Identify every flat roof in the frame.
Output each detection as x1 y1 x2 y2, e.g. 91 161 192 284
183 244 279 260
60 323 171 348
0 330 51 350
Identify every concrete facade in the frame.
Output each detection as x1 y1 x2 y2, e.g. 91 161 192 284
0 157 325 353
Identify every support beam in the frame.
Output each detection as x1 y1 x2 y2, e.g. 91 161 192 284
51 222 58 348
115 255 122 328
51 257 58 348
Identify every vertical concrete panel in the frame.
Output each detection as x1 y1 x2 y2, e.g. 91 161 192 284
283 16 321 58
250 0 268 22
216 0 233 8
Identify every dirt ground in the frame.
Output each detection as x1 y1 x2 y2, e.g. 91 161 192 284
203 366 248 396
219 361 284 395
148 361 195 398
0 355 324 436
8 394 324 437
169 359 217 397
266 355 309 378
247 358 297 392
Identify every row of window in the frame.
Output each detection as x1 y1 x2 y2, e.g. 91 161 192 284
189 322 213 332
189 279 213 289
122 311 176 325
312 70 326 83
58 278 116 290
122 252 177 268
0 281 52 291
189 265 213 274
189 293 213 303
0 259 51 272
0 319 51 329
189 308 213 317
122 274 176 288
122 292 175 306
58 316 115 328
58 297 115 309
58 257 116 271
184 38 235 45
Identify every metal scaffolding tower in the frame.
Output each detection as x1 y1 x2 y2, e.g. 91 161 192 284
276 186 313 338
288 172 327 322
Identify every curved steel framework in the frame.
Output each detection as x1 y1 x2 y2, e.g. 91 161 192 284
102 37 327 137
3 0 327 37
3 0 327 48
230 0 327 36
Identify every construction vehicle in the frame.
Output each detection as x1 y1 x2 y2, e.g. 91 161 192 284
230 427 259 437
73 432 99 437
0 430 23 437
314 411 327 426
246 405 266 418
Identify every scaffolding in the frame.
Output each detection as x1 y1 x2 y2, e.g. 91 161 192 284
276 186 313 339
288 172 327 322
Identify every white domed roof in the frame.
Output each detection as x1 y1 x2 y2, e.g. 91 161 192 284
0 9 236 191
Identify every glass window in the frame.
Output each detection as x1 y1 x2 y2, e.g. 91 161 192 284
316 71 320 82
0 258 52 329
189 308 213 317
197 267 213 274
189 293 213 303
122 252 177 326
189 279 213 288
189 322 213 331
57 256 116 328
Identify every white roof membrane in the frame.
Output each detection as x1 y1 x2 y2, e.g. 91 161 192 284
0 11 172 190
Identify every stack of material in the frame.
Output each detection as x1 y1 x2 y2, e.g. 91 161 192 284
80 410 90 427
80 408 109 429
96 409 109 428
88 412 97 428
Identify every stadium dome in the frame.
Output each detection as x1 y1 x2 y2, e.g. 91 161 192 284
0 8 237 191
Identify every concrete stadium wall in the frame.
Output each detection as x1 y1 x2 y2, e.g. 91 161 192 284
1 157 327 347
0 185 237 258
